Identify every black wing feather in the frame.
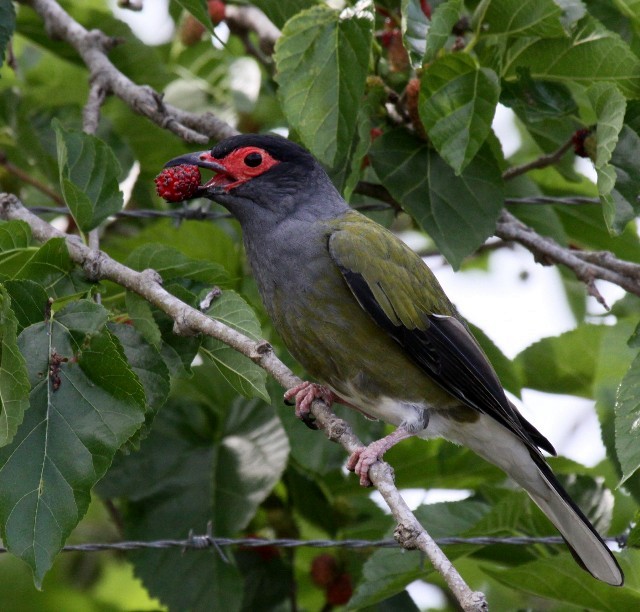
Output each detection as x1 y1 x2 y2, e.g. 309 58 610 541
339 267 556 456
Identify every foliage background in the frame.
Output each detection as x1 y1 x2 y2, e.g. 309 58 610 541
1 0 640 609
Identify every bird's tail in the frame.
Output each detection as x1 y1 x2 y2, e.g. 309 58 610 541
443 413 624 586
521 454 623 586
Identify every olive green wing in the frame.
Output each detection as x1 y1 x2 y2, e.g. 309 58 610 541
327 213 554 455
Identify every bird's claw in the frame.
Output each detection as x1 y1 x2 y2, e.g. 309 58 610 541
346 446 379 487
283 381 335 430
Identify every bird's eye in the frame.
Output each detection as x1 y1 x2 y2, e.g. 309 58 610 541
244 152 262 167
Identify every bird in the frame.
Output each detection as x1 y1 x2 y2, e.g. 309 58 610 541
162 133 624 586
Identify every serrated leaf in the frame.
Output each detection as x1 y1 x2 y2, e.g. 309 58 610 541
0 0 16 72
369 129 504 269
350 500 489 607
0 286 30 447
13 238 93 298
485 554 638 609
504 15 640 98
615 352 640 485
603 125 640 234
514 325 606 396
474 0 565 38
586 83 626 233
126 243 228 285
109 322 170 444
200 289 268 400
419 53 500 173
251 0 318 29
501 68 578 122
214 396 289 533
0 220 31 251
200 339 269 402
274 3 373 167
401 0 430 66
424 0 463 63
99 373 288 610
53 119 123 232
205 290 263 342
125 291 162 348
0 301 145 585
2 280 49 333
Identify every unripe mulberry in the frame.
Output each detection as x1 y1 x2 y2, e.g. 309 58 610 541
310 554 339 588
208 0 226 24
155 165 201 202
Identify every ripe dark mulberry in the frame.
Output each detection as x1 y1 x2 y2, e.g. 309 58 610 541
155 164 201 202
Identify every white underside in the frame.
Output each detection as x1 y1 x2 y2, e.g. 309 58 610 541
331 387 623 586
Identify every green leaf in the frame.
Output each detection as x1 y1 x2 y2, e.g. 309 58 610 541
53 119 123 233
0 286 30 447
474 0 565 38
125 243 228 286
501 68 578 123
586 84 627 232
615 351 640 484
105 218 242 282
504 16 640 98
485 554 639 609
0 301 145 586
424 0 463 63
0 0 15 71
125 291 162 348
213 396 290 534
351 500 490 607
204 290 263 342
514 325 607 396
101 393 244 611
108 322 170 443
419 53 500 173
604 125 640 234
174 0 213 33
369 129 504 269
99 371 288 610
13 238 93 298
274 3 373 167
251 0 318 29
200 291 269 401
613 0 640 23
2 280 49 333
0 220 31 251
401 0 430 66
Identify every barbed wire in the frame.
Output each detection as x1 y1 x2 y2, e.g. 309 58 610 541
23 196 600 224
0 532 627 561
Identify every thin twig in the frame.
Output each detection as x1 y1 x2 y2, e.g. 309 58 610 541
0 153 65 206
502 136 575 181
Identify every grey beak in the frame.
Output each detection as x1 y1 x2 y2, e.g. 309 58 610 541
164 151 227 173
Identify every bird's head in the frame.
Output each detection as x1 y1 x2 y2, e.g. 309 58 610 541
163 134 344 224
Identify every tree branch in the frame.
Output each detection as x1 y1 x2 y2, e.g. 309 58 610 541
19 0 239 143
353 183 640 302
0 193 486 612
225 5 281 56
502 136 575 181
495 210 640 306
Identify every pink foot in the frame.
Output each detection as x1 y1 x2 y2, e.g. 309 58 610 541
346 427 417 487
284 382 336 426
346 446 378 487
